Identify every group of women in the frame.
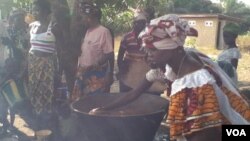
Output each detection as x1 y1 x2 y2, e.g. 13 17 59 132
0 0 249 141
90 14 250 141
0 0 70 139
0 0 114 140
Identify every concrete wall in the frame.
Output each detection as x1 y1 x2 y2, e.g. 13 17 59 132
218 20 227 50
182 17 219 48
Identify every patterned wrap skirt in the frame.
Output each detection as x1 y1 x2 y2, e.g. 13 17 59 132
28 53 58 115
72 65 107 100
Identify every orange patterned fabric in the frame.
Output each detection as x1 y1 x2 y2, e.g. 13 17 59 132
71 65 107 101
222 87 250 120
166 84 250 140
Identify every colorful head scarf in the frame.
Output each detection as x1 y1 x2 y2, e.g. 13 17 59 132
139 14 198 50
78 2 101 19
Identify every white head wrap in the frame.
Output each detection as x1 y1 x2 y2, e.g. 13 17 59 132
139 14 198 50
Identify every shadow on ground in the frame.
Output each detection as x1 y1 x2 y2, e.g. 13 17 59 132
0 127 32 141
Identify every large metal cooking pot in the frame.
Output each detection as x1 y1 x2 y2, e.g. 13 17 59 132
71 93 168 141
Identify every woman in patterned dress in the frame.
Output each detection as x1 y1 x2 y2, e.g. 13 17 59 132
117 10 148 92
28 0 62 136
71 2 114 100
90 14 250 141
117 10 165 94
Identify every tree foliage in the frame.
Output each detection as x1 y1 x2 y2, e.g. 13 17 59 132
221 0 250 34
89 0 223 34
0 0 32 18
165 0 222 14
0 0 15 18
1 0 250 34
84 0 166 34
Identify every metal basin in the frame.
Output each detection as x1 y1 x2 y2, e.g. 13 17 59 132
71 94 168 141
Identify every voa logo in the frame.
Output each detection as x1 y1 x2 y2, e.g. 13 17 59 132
226 129 246 136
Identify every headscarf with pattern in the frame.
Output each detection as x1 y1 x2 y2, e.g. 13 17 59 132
139 14 198 50
78 1 101 19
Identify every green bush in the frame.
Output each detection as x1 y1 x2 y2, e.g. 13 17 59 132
184 37 197 48
102 7 133 35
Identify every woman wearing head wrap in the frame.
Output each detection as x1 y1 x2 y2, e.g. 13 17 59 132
217 23 241 86
71 2 114 100
117 10 165 94
90 14 250 141
117 10 147 92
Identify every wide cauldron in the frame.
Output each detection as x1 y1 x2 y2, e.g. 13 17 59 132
71 93 168 141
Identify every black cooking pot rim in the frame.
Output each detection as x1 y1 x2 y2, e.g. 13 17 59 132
70 93 168 117
71 104 167 118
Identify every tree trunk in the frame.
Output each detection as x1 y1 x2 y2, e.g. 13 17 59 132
51 0 79 93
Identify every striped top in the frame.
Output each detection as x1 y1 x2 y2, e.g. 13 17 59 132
120 31 146 61
29 21 56 54
121 31 141 50
120 31 145 55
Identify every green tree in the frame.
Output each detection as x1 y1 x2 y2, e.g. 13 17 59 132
0 0 33 19
221 0 250 34
0 0 14 18
65 0 223 34
13 0 32 10
221 0 248 15
65 0 250 34
92 0 169 34
166 0 222 14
